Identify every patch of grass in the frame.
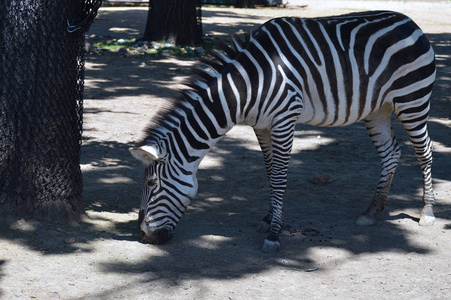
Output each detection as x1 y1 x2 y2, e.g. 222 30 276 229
93 38 136 51
92 38 225 58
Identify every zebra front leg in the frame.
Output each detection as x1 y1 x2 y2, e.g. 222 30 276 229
261 167 286 253
254 128 274 234
356 106 401 226
260 123 296 253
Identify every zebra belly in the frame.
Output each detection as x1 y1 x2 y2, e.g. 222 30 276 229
294 98 377 127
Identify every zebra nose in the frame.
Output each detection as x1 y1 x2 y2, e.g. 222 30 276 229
140 227 173 244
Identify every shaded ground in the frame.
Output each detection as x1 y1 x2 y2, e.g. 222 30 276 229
1 1 450 299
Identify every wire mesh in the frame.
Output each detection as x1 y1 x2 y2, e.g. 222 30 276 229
0 0 101 218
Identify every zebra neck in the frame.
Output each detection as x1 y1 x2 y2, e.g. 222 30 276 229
151 90 237 171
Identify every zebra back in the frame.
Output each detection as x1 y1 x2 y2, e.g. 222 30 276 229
239 11 435 127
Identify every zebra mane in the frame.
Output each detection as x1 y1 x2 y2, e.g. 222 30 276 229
139 33 251 145
187 34 248 88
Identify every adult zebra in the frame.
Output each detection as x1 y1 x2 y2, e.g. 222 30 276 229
130 10 436 252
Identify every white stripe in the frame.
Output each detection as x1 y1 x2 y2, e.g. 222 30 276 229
216 74 234 129
365 29 425 115
376 47 435 109
335 18 358 51
300 20 336 125
348 21 369 121
249 34 278 110
226 73 241 121
364 18 411 74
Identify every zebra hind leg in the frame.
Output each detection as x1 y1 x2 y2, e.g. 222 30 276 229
356 105 401 226
396 106 435 226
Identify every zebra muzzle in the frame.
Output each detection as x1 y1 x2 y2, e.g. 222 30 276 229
140 226 173 245
138 210 174 244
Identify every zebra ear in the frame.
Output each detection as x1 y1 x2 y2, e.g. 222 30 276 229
129 143 166 163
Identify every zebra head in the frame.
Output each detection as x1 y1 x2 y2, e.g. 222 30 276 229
129 142 198 244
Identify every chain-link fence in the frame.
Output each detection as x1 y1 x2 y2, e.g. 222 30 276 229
0 0 101 220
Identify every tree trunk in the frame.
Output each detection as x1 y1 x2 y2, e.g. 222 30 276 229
143 0 202 46
0 0 99 221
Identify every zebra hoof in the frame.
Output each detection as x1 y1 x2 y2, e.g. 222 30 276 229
257 221 271 233
419 206 435 226
419 215 435 226
261 239 280 253
355 215 375 226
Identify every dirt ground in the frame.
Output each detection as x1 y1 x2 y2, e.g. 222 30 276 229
1 1 450 299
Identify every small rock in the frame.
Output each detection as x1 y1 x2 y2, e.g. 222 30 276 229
64 237 76 244
303 228 320 236
16 219 34 231
310 175 331 185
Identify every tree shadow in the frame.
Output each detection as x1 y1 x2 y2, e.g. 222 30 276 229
87 7 148 40
84 55 194 101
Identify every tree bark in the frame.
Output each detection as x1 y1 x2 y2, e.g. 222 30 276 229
143 0 202 46
0 0 98 221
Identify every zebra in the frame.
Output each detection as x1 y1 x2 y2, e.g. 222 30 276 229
130 10 436 252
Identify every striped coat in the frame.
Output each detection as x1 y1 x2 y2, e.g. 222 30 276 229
130 11 436 252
